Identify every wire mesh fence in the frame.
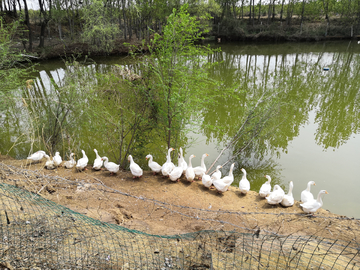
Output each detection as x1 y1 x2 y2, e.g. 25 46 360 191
0 161 359 269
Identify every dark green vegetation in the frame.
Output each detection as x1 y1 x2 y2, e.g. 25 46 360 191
0 6 222 168
2 0 360 58
0 5 290 171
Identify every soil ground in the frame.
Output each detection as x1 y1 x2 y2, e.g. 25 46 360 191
0 154 359 243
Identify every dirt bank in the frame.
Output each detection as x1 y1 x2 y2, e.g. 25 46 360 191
0 154 358 243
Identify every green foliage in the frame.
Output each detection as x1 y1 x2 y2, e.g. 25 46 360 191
0 20 32 111
22 58 94 155
81 0 120 53
90 65 155 168
139 4 219 148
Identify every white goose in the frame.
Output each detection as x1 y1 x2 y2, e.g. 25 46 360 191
239 168 250 194
76 150 89 171
185 154 196 182
146 154 162 175
93 149 103 170
64 153 76 169
53 151 62 167
266 185 285 205
301 181 316 203
221 163 235 185
161 148 175 177
300 190 328 214
128 155 143 178
210 165 222 182
212 179 231 193
169 165 183 182
102 156 120 175
44 154 55 170
178 147 187 175
281 181 294 207
202 174 212 188
193 153 209 180
27 150 46 163
259 175 272 197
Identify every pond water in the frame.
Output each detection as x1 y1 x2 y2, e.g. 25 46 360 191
1 40 359 218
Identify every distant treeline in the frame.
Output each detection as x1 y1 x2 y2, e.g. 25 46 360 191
2 0 360 52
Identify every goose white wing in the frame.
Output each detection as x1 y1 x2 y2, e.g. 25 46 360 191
169 166 183 182
105 161 120 173
221 175 234 185
193 166 206 178
239 179 250 194
281 194 294 207
65 159 76 169
202 174 212 188
211 170 221 182
213 180 230 193
53 152 62 166
259 183 271 197
185 167 195 182
149 161 162 173
300 190 328 214
266 185 285 205
93 157 103 170
130 161 143 178
44 155 55 170
300 199 321 213
76 150 89 171
301 190 314 203
64 153 76 169
76 158 88 170
27 150 46 162
281 181 294 207
162 163 173 176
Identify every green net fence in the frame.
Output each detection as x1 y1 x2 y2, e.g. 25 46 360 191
0 162 359 269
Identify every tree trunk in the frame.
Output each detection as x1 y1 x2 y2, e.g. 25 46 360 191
258 0 261 21
280 0 285 21
286 0 294 26
249 0 252 23
23 0 33 51
12 0 17 17
38 0 52 48
58 22 63 39
272 0 276 20
39 21 47 48
300 0 306 31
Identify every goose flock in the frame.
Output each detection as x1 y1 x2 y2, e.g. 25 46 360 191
27 148 328 215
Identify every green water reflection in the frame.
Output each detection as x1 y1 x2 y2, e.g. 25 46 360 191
1 40 359 217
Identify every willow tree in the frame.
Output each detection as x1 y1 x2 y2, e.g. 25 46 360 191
0 20 32 111
139 4 218 149
81 0 120 53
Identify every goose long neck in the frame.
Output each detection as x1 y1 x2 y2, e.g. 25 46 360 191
201 155 206 167
317 192 324 205
167 149 172 162
228 165 234 177
188 156 193 167
288 183 293 195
